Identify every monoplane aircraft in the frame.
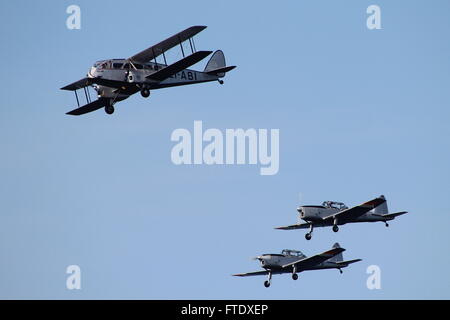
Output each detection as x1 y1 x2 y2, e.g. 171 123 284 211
233 243 361 287
275 195 407 240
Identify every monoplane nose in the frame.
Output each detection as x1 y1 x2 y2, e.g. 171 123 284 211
252 255 269 267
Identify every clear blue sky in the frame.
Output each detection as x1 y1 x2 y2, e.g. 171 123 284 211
0 0 449 299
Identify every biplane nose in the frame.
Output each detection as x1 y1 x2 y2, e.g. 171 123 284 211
88 66 97 78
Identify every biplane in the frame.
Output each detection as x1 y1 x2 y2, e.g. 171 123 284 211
275 195 408 240
61 26 236 116
233 243 361 288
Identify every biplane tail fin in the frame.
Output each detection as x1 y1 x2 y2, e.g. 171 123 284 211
204 50 235 77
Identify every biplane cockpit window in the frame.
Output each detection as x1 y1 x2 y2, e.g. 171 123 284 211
123 63 130 69
113 63 123 69
134 64 143 69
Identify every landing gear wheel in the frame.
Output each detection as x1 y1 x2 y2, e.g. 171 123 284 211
218 80 224 85
385 222 389 227
141 89 150 98
332 225 339 233
264 280 271 288
339 269 343 274
292 274 298 281
105 105 115 115
305 233 312 240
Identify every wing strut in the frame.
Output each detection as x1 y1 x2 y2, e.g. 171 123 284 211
83 87 91 104
178 36 185 57
74 91 80 107
188 38 194 53
162 51 168 66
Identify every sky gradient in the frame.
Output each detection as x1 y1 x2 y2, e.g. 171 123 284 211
0 0 449 299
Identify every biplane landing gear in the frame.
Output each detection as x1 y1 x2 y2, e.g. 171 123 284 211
339 269 343 274
385 222 389 227
218 79 224 85
292 273 298 280
141 89 150 98
105 105 115 115
332 225 339 233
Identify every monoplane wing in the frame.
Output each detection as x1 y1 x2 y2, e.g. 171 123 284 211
146 50 212 81
281 247 346 269
129 26 207 63
274 222 311 230
232 270 270 277
66 98 109 116
323 196 387 222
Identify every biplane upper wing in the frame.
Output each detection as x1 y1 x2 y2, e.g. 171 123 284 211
129 26 207 63
323 196 387 222
281 247 346 269
146 50 212 81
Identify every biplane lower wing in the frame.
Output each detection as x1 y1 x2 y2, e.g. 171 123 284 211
146 50 212 81
66 98 109 116
92 78 137 91
61 78 91 91
61 77 136 91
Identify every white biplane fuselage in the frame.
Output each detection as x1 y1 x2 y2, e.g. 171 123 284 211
88 59 221 101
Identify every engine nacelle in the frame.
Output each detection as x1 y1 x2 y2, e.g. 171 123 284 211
126 70 144 83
